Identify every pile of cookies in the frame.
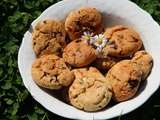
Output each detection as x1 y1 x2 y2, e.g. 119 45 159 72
31 7 153 112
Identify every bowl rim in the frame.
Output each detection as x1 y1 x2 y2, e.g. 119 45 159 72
18 0 160 119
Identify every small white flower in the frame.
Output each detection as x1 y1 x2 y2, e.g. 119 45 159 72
96 45 103 51
82 33 109 54
84 31 94 36
82 32 94 44
89 37 96 44
93 34 108 49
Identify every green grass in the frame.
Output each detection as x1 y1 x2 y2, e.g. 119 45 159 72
0 0 160 120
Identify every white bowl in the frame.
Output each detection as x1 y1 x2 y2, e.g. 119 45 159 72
18 0 160 119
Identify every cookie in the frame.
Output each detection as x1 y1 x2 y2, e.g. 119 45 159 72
105 60 142 102
93 56 120 71
32 20 66 57
63 39 97 67
65 7 103 40
31 54 74 89
69 67 112 111
103 25 142 58
132 50 153 80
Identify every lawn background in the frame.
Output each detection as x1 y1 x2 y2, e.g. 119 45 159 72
0 0 160 120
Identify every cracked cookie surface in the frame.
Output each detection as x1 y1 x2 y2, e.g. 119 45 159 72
32 20 66 57
105 60 142 102
63 39 96 67
132 50 153 80
69 67 112 111
103 25 142 58
31 54 74 89
65 7 103 40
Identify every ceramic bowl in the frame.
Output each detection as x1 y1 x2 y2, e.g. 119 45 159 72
18 0 160 119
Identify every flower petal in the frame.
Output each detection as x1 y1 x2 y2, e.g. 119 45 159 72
99 34 103 38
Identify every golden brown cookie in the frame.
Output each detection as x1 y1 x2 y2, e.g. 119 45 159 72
132 50 153 80
65 7 103 40
69 67 112 111
105 60 142 102
32 20 66 57
31 54 74 89
63 39 97 67
93 56 120 71
103 25 142 58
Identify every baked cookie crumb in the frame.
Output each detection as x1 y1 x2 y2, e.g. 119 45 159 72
103 25 142 58
32 20 66 57
32 54 74 89
106 60 142 102
63 39 97 67
65 7 103 40
132 50 153 80
69 67 112 111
